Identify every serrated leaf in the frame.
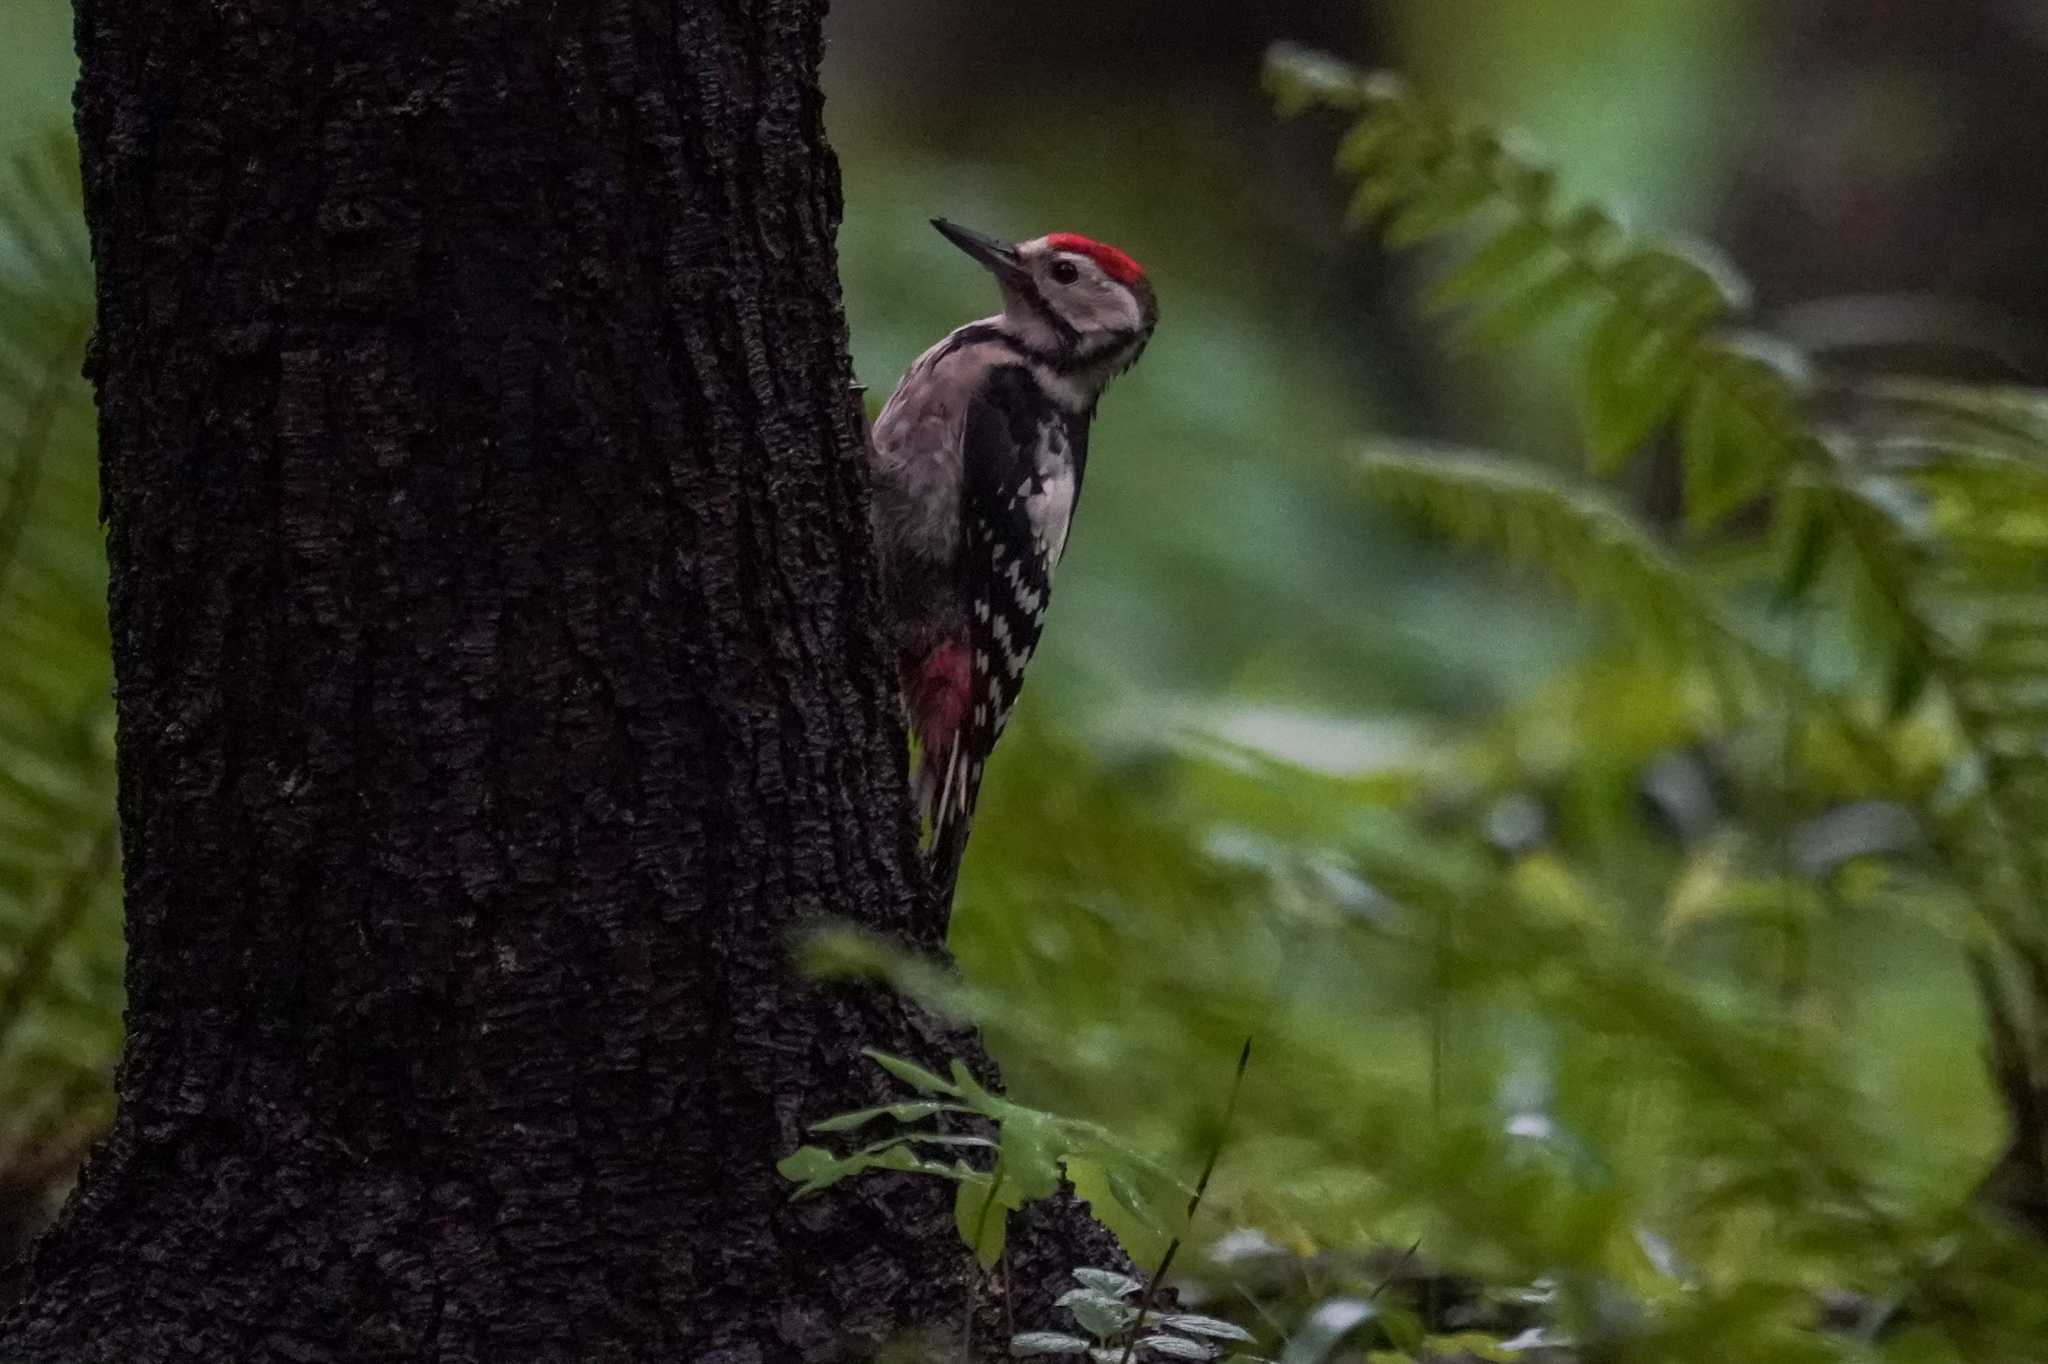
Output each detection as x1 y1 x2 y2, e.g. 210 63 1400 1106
1010 1332 1093 1357
1343 173 1410 233
1159 1314 1255 1343
1384 178 1491 247
808 1101 951 1133
1680 365 1781 533
1141 1336 1222 1361
1610 246 1736 326
1333 117 1404 174
1457 267 1595 350
780 1135 974 1200
1425 220 1553 313
948 1057 994 1103
862 1048 957 1096
775 1145 849 1197
1357 443 1864 726
870 1144 921 1173
1579 303 1690 470
1072 1267 1144 1298
1773 500 1833 608
1057 1287 1139 1339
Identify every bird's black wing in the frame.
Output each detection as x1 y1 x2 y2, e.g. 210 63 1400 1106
928 370 1083 860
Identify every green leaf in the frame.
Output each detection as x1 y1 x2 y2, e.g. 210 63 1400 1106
1425 219 1553 313
948 1057 995 1104
1010 1332 1094 1357
1457 266 1596 350
1104 1167 1170 1235
1072 1267 1144 1298
0 125 119 1221
890 1132 995 1151
1384 177 1492 247
1260 44 1371 117
1772 496 1833 607
1885 642 1932 720
1370 1305 1425 1355
1277 1299 1377 1364
779 1137 971 1200
954 1172 1017 1268
1555 201 1621 250
775 1145 850 1197
1579 303 1690 470
862 1048 958 1096
1141 1336 1223 1361
1680 370 1756 532
1056 1286 1139 1340
1358 443 1887 741
1333 117 1405 175
807 1101 953 1132
999 1107 1065 1200
1158 1314 1255 1343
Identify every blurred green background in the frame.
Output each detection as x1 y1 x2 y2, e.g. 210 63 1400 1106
820 4 2048 1353
8 1 2048 1352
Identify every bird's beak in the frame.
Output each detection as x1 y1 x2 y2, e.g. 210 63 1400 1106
932 218 1029 288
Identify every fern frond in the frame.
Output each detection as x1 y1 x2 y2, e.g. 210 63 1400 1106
1365 445 1732 667
1827 450 2048 954
1271 45 2048 1026
1361 445 1896 755
1266 45 1822 533
1850 379 2048 464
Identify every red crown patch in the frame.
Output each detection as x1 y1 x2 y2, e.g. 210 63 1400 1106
1045 233 1145 285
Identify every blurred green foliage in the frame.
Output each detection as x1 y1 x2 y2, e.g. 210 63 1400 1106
0 121 119 1266
0 3 71 153
789 46 2048 1364
5 4 2047 1360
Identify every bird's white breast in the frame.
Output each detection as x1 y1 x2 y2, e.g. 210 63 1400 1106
1026 429 1077 567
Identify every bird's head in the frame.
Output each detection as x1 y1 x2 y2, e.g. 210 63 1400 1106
932 218 1158 389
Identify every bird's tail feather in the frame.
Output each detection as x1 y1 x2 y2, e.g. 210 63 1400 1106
916 738 980 902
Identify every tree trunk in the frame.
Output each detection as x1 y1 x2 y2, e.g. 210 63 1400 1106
0 3 1117 1359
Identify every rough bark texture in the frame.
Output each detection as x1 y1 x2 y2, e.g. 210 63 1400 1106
0 2 1120 1359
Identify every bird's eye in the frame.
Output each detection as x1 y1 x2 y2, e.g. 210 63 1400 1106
1047 259 1081 285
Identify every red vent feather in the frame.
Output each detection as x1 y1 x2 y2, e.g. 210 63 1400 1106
1045 233 1145 285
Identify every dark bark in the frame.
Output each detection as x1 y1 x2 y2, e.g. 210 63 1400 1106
0 2 1119 1359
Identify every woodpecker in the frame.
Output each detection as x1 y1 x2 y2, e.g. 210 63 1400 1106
869 218 1158 869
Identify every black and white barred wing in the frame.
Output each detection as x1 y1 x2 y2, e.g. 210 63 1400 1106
929 392 1083 837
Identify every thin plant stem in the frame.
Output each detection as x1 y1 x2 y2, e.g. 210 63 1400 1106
1118 1038 1252 1364
960 1158 1006 1358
